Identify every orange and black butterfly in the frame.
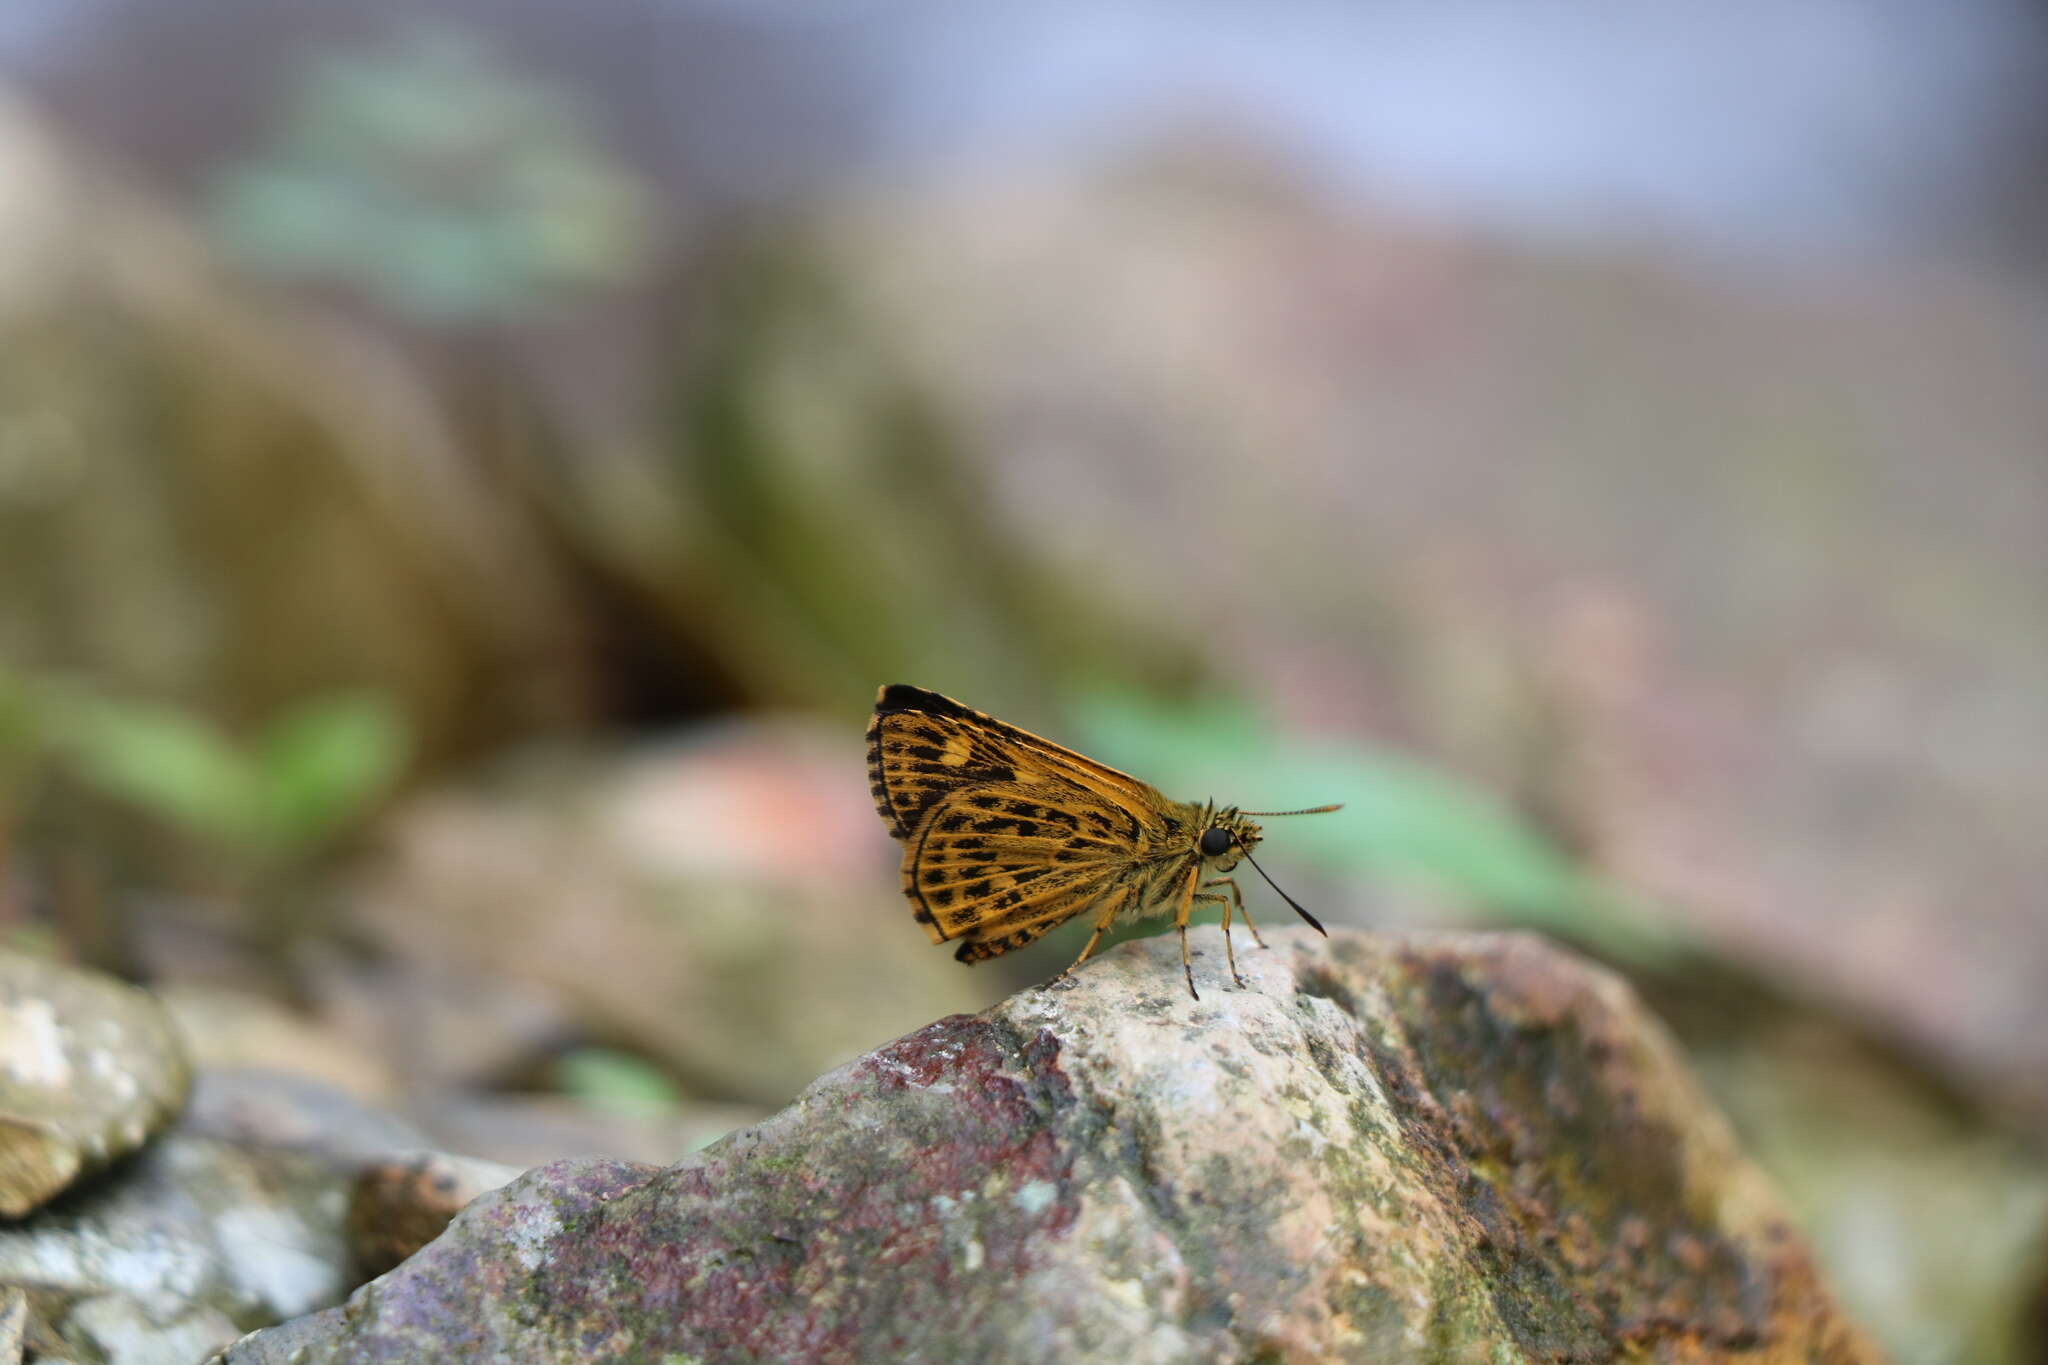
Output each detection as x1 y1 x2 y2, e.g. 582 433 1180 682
867 685 1340 998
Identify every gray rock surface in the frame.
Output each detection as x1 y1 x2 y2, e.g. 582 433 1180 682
220 929 1878 1364
0 953 191 1220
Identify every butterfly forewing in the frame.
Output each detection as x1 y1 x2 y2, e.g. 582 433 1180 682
867 685 1167 957
867 685 1162 841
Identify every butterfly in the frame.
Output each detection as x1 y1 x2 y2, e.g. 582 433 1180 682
866 684 1340 999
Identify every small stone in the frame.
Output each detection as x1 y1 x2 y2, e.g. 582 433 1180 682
348 1151 520 1278
63 1294 241 1365
156 986 394 1105
0 953 191 1217
404 1092 760 1171
0 1070 437 1358
0 1287 23 1365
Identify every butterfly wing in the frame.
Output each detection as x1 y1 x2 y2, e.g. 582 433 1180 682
866 685 1171 955
866 684 1165 843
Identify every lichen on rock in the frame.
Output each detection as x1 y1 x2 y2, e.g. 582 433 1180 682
220 929 1879 1364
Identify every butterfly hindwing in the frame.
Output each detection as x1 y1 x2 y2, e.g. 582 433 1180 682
905 785 1130 942
952 916 1069 964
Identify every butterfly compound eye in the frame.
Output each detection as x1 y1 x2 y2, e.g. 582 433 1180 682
1199 827 1233 857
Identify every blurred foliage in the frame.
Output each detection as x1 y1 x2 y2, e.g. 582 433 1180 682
0 296 582 771
1 671 407 891
1070 686 1686 965
551 1046 685 1117
0 191 1196 825
208 22 651 323
595 244 1204 721
1 72 1203 774
0 670 34 784
51 688 407 860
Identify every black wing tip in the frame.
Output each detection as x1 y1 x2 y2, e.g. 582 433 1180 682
875 684 976 720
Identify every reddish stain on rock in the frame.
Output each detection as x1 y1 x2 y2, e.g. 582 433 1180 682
436 1014 1087 1362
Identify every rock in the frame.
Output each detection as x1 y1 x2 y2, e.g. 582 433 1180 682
310 954 579 1097
0 1288 23 1362
180 1068 426 1164
0 952 191 1218
156 985 396 1106
405 1092 760 1172
1650 973 2048 1365
350 748 991 1108
219 929 1877 1363
55 1296 242 1365
348 1151 521 1279
0 1070 432 1364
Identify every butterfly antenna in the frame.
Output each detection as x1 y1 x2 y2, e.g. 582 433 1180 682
1239 804 1344 817
1237 846 1327 936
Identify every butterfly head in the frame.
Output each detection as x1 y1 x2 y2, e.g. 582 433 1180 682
1197 801 1343 938
1197 810 1261 870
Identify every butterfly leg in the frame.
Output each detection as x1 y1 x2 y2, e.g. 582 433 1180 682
1203 877 1265 949
1051 884 1134 988
1192 889 1245 987
1173 865 1203 1000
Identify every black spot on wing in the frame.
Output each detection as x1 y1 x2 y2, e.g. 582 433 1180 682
872 712 1021 841
953 919 1059 964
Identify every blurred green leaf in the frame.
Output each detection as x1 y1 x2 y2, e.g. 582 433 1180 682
49 694 262 846
554 1047 684 1116
0 923 60 960
1070 687 1682 965
27 680 406 862
207 21 651 324
0 670 37 763
256 692 409 850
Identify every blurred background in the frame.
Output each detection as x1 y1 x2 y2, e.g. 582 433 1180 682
0 2 2044 1358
